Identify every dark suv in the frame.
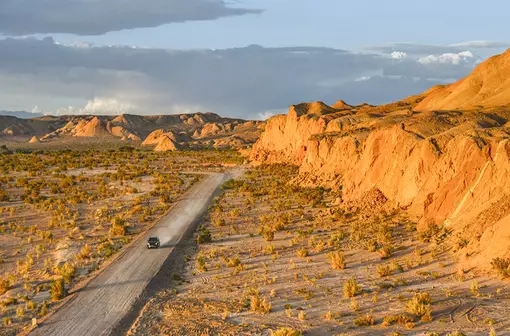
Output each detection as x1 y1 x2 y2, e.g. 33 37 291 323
146 236 160 249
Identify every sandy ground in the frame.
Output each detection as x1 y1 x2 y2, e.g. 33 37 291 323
127 164 510 336
28 171 230 336
0 149 244 334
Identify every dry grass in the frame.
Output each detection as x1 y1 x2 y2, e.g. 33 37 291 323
0 148 240 334
121 163 510 336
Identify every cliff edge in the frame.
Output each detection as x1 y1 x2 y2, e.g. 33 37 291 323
250 48 510 275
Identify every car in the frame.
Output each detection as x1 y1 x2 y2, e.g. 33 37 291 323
146 236 160 249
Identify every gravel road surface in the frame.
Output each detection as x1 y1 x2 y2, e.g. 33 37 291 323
30 171 229 336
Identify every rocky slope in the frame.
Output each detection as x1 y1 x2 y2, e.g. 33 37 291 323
250 48 510 274
0 112 264 150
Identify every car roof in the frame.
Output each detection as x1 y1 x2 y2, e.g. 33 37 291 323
148 236 159 240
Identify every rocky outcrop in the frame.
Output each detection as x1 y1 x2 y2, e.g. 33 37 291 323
74 117 111 137
250 102 343 165
28 136 40 143
0 112 262 149
414 48 510 111
142 129 168 146
154 135 182 152
250 49 510 274
142 129 191 147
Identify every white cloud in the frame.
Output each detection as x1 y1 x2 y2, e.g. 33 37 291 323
390 51 407 61
31 105 41 113
0 0 262 36
257 111 275 120
417 51 475 65
0 37 504 118
366 41 508 55
354 76 371 82
52 97 138 116
449 41 509 48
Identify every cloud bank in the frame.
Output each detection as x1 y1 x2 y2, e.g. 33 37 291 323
0 0 261 35
0 38 507 119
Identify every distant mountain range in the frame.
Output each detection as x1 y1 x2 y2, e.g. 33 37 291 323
0 112 264 150
0 110 44 119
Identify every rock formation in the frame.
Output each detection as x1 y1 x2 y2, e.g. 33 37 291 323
0 112 263 150
74 116 111 137
28 136 40 143
250 48 510 274
154 135 182 152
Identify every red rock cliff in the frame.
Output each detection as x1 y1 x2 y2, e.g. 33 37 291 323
250 49 510 273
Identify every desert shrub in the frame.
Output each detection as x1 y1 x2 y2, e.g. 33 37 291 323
419 224 452 243
109 217 127 236
470 280 480 296
229 208 240 218
273 213 290 231
295 288 314 300
378 245 394 259
343 278 361 298
54 262 76 284
296 247 308 258
221 178 244 191
491 258 510 278
196 226 212 244
0 187 9 201
381 314 414 327
97 241 116 257
16 306 25 319
354 314 375 326
50 278 66 301
377 264 392 278
446 331 466 336
25 300 36 310
258 226 275 241
212 217 226 227
328 230 346 249
390 260 404 273
76 244 92 260
0 278 10 295
406 292 432 319
270 328 302 336
159 192 172 204
196 256 207 272
250 295 271 314
39 301 48 316
224 256 241 267
328 251 346 270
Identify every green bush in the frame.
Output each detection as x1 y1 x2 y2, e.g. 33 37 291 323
196 226 212 244
50 278 67 301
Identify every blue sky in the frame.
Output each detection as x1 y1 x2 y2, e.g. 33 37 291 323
0 0 508 118
35 0 508 51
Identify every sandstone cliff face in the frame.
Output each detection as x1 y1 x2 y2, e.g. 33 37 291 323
250 102 339 164
250 49 510 273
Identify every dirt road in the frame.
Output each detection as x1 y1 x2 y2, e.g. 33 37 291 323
30 171 230 336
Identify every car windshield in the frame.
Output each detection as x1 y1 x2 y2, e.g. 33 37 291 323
148 237 158 241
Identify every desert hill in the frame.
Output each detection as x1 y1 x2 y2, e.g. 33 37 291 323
0 112 264 150
250 48 510 275
414 48 510 111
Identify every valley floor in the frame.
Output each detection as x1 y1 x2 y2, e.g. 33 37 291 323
127 164 510 336
0 148 243 335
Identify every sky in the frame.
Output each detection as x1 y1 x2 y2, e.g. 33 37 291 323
0 0 508 119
